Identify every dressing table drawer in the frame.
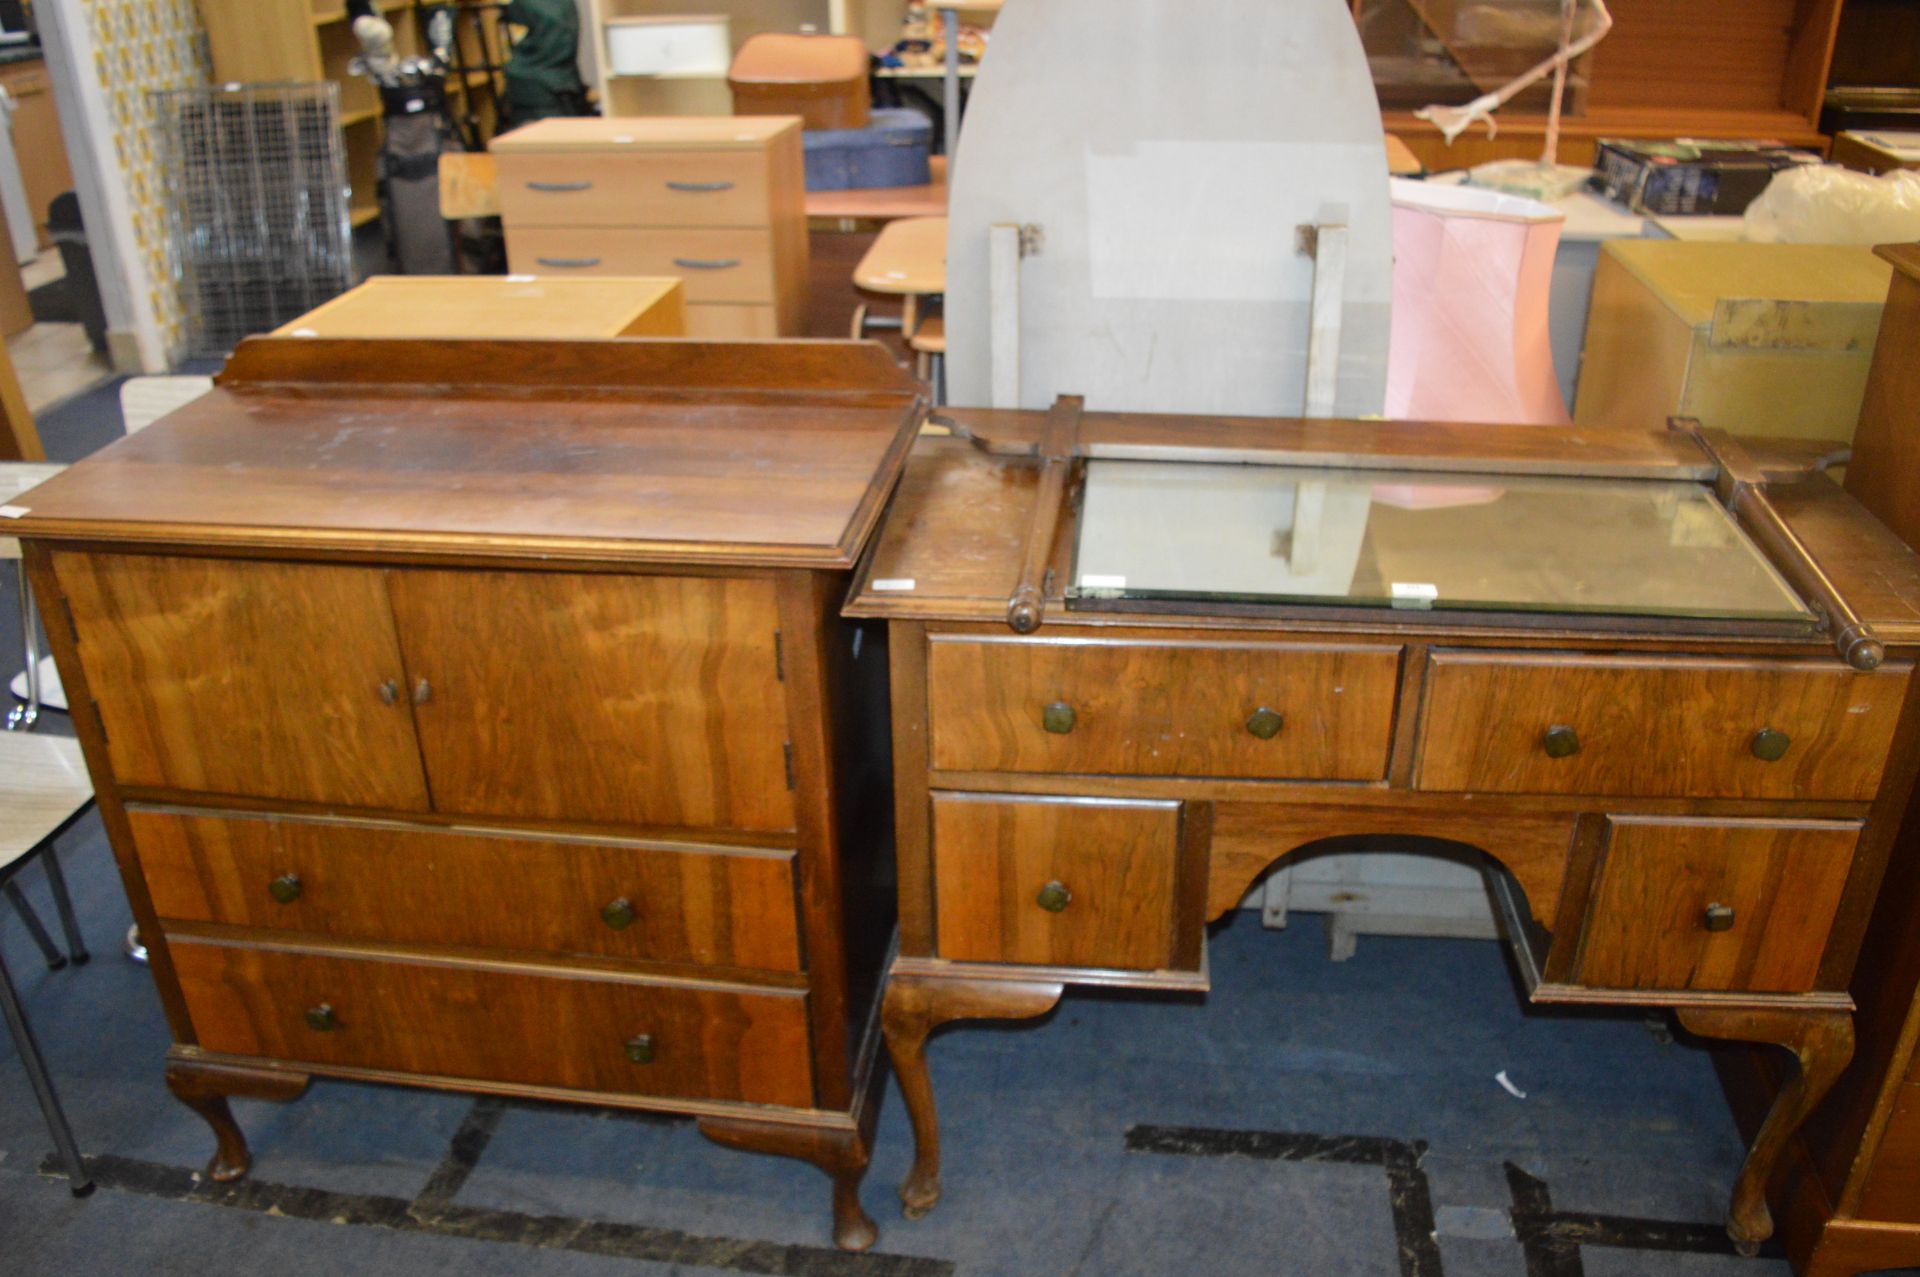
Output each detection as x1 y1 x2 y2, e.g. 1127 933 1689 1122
170 940 815 1107
1415 652 1909 800
1574 817 1859 994
931 793 1184 971
135 809 804 974
926 637 1401 780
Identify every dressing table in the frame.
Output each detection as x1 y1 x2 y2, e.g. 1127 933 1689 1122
844 402 1920 1254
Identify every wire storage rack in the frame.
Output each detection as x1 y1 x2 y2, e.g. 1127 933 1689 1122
153 82 354 358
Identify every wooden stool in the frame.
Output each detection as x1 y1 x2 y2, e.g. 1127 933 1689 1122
910 313 946 405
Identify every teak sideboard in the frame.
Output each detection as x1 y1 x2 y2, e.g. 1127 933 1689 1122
843 406 1920 1256
10 338 922 1251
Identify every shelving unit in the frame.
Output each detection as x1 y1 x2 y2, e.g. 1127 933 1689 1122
199 0 505 230
580 0 839 115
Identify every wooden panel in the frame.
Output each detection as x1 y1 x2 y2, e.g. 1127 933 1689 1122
0 62 76 253
494 151 771 228
1586 0 1804 113
927 637 1401 781
508 228 777 303
55 553 429 809
1416 652 1909 801
931 793 1181 971
1847 261 1920 553
1572 250 1697 431
387 570 794 832
687 304 780 339
171 940 814 1107
1575 817 1859 993
1858 1071 1920 1222
135 809 802 973
271 276 688 340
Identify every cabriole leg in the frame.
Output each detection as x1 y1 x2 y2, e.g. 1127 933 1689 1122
882 973 1064 1219
164 1060 310 1182
1676 1007 1854 1256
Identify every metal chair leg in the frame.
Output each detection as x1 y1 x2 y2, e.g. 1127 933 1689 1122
38 850 88 966
4 881 66 970
8 557 41 732
0 944 92 1195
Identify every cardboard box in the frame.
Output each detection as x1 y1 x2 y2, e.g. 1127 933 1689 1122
1592 139 1822 215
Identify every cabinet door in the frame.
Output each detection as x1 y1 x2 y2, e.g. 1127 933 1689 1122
387 570 793 832
1575 817 1859 994
55 553 429 809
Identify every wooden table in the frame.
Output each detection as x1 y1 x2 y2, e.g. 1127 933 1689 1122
846 406 1920 1258
13 337 926 1253
273 275 688 339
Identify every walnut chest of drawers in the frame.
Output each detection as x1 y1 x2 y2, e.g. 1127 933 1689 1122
844 408 1920 1257
12 337 922 1251
492 116 810 339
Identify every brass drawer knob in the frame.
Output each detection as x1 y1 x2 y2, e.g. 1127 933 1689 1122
1042 702 1076 734
625 1033 656 1065
1542 725 1580 758
1036 880 1072 913
378 679 400 706
304 1003 338 1032
601 897 637 931
1704 903 1736 933
1751 728 1791 762
267 873 302 905
1246 707 1285 740
412 678 433 706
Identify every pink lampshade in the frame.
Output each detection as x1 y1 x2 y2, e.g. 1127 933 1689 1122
1384 178 1571 426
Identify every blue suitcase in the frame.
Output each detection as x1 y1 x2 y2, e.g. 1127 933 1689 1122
803 108 933 191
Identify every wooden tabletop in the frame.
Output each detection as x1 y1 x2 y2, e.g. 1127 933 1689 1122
806 156 948 221
842 417 1920 646
12 339 925 571
274 276 689 340
854 216 947 295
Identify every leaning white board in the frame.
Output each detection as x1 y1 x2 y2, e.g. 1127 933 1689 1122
944 0 1393 416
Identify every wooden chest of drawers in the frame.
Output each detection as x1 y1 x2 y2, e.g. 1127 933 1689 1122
492 117 810 340
845 413 1920 1258
13 337 922 1252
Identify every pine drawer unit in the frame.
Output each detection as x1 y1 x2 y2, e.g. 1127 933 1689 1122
845 405 1920 1258
492 116 810 340
11 337 923 1252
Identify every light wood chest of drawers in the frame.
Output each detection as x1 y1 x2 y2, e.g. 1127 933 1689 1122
12 337 922 1252
492 116 810 340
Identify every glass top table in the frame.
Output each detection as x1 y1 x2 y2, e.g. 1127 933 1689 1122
1068 459 1814 624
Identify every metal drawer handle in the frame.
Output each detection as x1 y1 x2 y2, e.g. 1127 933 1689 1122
536 256 601 269
1542 725 1580 758
1042 702 1076 734
1704 903 1736 933
625 1033 655 1065
305 1004 338 1032
411 678 433 706
378 678 400 706
1751 728 1791 762
1246 707 1284 740
601 898 636 931
666 180 735 192
268 873 302 905
526 180 592 192
1036 881 1072 913
672 257 741 270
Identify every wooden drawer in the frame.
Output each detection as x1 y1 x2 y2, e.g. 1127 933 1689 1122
495 151 770 228
1415 652 1910 800
1574 817 1860 993
932 793 1185 971
507 228 776 303
926 637 1401 780
135 809 802 973
687 303 779 339
171 939 814 1108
